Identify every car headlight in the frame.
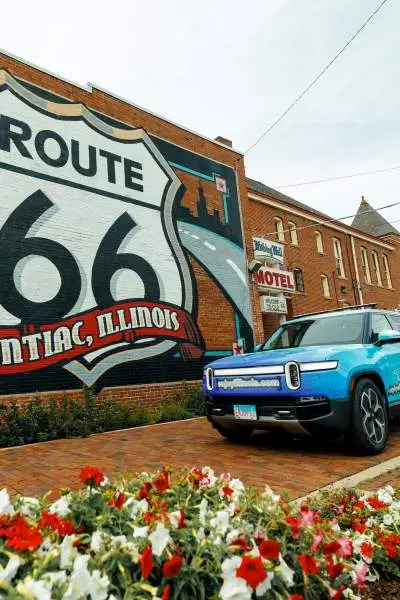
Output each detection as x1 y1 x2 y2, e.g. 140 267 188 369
300 361 338 372
205 368 214 390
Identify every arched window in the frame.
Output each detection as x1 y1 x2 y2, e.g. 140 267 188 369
371 251 382 286
288 221 298 246
315 231 324 254
360 247 371 284
321 274 331 298
293 268 305 292
274 217 285 242
382 254 392 289
333 238 345 278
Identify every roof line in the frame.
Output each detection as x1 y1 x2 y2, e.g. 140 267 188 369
0 48 243 156
248 191 395 250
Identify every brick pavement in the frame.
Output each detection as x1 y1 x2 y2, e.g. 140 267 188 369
2 418 400 500
362 468 400 491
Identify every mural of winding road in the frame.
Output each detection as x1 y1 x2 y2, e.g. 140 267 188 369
177 221 252 327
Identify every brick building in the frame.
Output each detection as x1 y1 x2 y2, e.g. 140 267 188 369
0 50 399 408
245 179 400 344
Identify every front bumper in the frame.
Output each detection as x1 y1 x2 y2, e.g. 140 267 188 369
206 394 351 436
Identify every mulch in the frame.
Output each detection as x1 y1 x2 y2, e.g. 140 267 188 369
361 579 400 599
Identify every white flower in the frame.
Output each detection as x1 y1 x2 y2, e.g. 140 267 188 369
149 522 171 556
168 510 182 529
132 525 149 538
220 557 251 600
110 535 128 548
210 510 230 535
330 522 341 533
90 531 103 553
343 589 361 600
384 484 395 496
125 497 148 518
59 535 78 569
64 555 109 600
377 489 393 505
19 496 40 517
262 485 280 505
383 513 394 526
17 577 51 600
100 475 109 487
255 573 272 597
49 495 70 517
37 537 55 558
198 467 216 489
0 488 14 515
278 554 294 588
199 498 208 525
0 555 24 584
365 517 377 528
230 479 245 499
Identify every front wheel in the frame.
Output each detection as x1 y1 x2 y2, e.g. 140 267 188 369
211 421 254 443
345 378 388 455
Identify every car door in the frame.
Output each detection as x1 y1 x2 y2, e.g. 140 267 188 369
370 313 400 406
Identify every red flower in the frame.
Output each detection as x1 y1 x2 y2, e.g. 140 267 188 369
285 516 301 539
323 538 353 559
236 555 267 589
221 486 234 497
4 516 43 551
162 556 183 578
140 545 153 579
259 539 280 560
161 585 171 600
360 541 373 559
79 466 105 486
367 496 388 510
107 491 126 510
329 585 345 600
297 553 320 575
290 596 304 600
351 520 366 534
153 468 170 494
229 534 252 552
177 509 186 529
139 482 153 500
38 510 75 537
326 556 344 582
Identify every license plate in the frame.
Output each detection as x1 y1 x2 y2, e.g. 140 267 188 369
234 404 257 420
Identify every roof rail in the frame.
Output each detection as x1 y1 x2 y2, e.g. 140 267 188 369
292 303 377 320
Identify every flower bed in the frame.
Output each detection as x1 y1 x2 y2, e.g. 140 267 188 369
0 467 399 599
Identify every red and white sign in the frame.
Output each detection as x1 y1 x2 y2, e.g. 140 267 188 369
215 176 227 193
256 267 294 291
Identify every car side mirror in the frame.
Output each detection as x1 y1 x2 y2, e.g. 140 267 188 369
375 329 400 345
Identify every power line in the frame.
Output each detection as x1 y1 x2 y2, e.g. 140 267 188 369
275 164 400 188
243 0 390 156
262 199 400 238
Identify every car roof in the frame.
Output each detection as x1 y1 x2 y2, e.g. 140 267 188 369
287 307 391 325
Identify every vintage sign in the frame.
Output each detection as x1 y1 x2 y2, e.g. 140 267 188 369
257 267 294 292
0 70 205 385
253 237 284 264
260 295 287 314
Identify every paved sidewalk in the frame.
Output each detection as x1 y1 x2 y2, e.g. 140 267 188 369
2 418 400 500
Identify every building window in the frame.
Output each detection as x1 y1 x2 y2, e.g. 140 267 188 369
288 222 298 246
315 231 324 254
321 274 331 298
382 254 392 289
333 238 345 278
371 251 382 286
360 247 371 284
274 217 285 242
293 268 305 292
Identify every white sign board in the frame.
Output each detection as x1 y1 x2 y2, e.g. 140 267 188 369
257 267 294 292
260 295 287 314
253 237 284 264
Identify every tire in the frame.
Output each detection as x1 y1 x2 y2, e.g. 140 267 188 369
212 421 254 443
345 378 388 455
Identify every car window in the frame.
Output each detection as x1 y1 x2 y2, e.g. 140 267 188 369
262 313 365 350
370 313 392 343
389 313 400 331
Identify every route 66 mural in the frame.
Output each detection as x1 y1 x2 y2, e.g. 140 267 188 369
0 69 252 393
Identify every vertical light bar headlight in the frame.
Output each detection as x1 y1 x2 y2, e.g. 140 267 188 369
205 368 214 391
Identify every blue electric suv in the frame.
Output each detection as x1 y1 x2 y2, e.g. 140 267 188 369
203 306 400 454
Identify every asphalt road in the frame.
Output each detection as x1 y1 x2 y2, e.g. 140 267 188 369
177 221 252 326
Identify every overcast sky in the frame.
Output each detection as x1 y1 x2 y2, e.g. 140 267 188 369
2 0 399 228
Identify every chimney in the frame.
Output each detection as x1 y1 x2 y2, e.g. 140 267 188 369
214 135 232 148
361 195 367 205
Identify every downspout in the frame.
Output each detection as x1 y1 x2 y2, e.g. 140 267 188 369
350 235 363 304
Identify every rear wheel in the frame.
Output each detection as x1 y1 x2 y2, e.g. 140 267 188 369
345 378 388 455
212 421 254 443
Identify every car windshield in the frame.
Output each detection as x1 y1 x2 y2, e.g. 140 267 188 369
261 313 365 350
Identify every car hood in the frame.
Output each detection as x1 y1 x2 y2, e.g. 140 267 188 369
207 345 363 370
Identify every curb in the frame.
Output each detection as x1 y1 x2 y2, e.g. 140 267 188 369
292 454 400 504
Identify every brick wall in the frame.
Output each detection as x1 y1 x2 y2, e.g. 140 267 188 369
246 190 400 343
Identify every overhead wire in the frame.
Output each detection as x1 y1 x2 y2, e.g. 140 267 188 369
274 164 400 188
243 0 390 156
